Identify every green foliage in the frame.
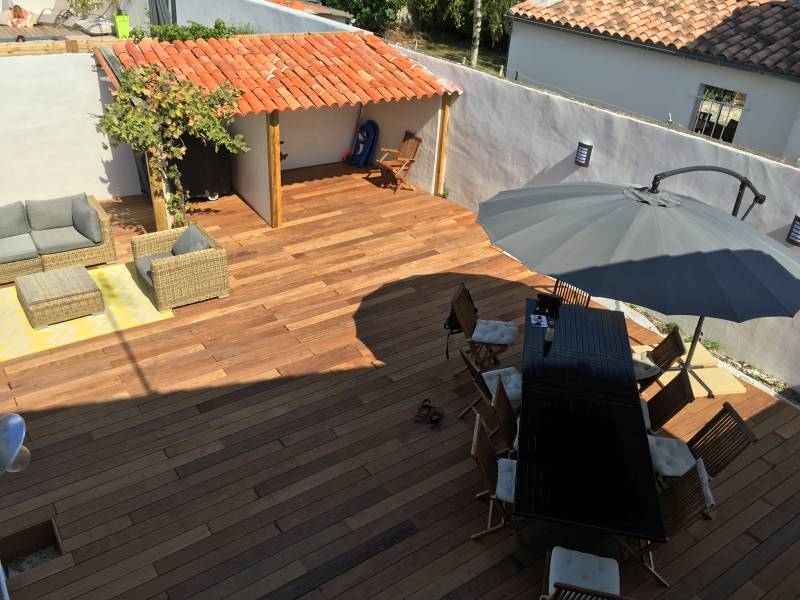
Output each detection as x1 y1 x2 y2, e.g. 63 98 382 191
326 0 402 34
69 0 103 17
130 19 253 44
406 0 514 45
439 185 449 199
702 339 722 352
100 65 249 226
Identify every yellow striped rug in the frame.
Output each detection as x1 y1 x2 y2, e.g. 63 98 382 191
0 263 172 362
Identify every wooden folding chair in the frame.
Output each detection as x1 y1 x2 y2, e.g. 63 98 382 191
458 349 494 419
640 369 693 433
540 547 634 600
649 402 755 480
451 284 517 370
375 131 422 192
618 459 714 586
458 349 522 423
553 279 591 307
470 414 517 539
634 327 686 392
491 379 519 457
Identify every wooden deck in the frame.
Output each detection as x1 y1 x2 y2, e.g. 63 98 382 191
0 23 91 40
1 164 798 600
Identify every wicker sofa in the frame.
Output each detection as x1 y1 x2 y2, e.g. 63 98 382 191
131 224 229 311
0 194 116 285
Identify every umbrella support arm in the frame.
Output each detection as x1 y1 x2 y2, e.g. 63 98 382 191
681 316 715 398
648 166 766 220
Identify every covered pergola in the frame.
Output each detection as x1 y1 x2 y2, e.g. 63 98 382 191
96 32 458 229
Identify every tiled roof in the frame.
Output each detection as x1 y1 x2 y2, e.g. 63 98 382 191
508 0 800 77
103 32 458 115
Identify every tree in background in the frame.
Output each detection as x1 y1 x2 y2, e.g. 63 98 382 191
470 0 481 66
405 0 515 49
326 0 404 34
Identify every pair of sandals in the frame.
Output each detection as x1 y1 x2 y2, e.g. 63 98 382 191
414 399 444 429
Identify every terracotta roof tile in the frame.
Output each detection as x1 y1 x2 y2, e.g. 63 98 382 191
509 0 800 76
107 32 457 114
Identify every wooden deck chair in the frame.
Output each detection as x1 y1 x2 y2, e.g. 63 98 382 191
633 327 686 392
640 369 693 433
618 459 714 586
648 402 755 479
470 414 517 539
375 131 422 193
491 379 519 457
458 349 522 423
541 547 634 600
553 279 591 307
451 284 517 370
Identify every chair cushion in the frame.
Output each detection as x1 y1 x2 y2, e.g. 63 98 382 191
72 194 102 243
0 234 38 264
513 416 520 452
472 319 517 346
27 195 76 231
696 459 716 508
30 227 94 255
134 252 173 287
640 398 652 432
483 367 523 403
548 546 620 596
648 435 695 478
633 351 662 380
172 224 210 256
76 17 113 35
0 202 30 238
495 458 516 504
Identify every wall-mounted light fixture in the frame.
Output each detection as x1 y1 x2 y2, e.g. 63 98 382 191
575 140 593 167
788 215 800 246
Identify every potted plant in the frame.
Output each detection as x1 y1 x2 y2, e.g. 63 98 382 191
111 0 129 38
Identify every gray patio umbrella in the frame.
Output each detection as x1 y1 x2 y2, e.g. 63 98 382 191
477 181 800 392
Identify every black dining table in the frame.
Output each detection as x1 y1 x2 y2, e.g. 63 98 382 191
514 299 666 542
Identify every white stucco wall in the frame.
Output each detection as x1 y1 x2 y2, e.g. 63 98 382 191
361 97 442 193
403 48 800 390
230 113 271 224
280 106 360 171
174 0 356 34
506 22 800 162
0 53 140 204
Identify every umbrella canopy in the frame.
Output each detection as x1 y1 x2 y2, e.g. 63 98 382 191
478 182 800 323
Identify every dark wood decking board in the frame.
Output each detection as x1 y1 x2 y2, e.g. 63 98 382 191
0 163 797 599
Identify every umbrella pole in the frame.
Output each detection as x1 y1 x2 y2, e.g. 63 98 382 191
682 316 714 398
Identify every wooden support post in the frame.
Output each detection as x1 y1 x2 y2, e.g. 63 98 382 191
434 94 451 197
145 153 169 231
267 110 283 228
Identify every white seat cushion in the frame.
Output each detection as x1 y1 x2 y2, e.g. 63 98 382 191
548 546 620 596
495 458 516 503
513 416 520 452
696 459 716 508
483 367 522 403
648 435 695 478
471 319 517 346
640 398 652 432
633 350 662 380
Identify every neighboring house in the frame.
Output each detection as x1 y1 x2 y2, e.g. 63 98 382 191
505 0 800 162
264 0 353 24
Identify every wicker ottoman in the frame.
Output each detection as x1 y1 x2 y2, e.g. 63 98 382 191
15 266 104 330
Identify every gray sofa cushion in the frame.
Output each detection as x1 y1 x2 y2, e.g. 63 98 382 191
31 227 94 255
134 251 173 287
0 202 30 238
27 195 77 231
72 195 102 243
172 224 210 255
0 233 38 264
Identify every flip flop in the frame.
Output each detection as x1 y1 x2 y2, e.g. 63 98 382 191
429 408 444 429
414 399 432 423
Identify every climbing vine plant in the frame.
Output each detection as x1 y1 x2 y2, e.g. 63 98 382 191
100 65 249 226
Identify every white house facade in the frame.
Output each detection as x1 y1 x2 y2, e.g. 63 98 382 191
505 0 800 163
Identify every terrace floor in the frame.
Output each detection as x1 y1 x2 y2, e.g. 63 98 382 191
1 164 799 600
0 23 100 41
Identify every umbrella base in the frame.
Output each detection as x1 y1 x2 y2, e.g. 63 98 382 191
684 364 714 399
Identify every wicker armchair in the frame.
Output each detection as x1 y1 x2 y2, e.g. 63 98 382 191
130 224 229 311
